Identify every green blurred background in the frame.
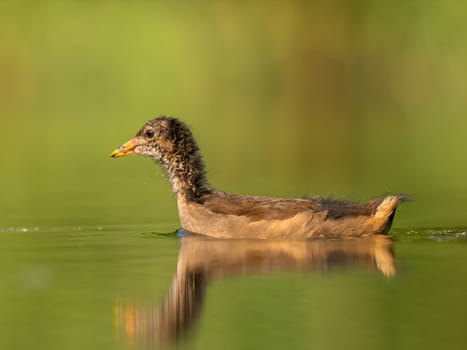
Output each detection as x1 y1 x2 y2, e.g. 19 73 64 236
1 0 467 228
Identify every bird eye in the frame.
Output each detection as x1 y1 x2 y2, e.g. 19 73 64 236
144 129 155 139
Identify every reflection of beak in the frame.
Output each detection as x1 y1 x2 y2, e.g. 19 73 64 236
111 138 138 158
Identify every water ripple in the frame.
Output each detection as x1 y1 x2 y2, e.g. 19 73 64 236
393 228 467 242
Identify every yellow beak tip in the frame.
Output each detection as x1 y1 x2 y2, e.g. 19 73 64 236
111 138 138 158
110 149 122 158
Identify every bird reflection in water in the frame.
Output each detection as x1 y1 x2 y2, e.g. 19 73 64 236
114 233 395 348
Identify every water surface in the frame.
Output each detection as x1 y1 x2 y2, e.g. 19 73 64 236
1 224 466 350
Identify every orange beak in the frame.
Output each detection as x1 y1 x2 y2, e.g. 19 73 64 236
111 138 138 158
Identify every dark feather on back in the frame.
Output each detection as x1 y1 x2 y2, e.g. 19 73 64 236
201 192 383 221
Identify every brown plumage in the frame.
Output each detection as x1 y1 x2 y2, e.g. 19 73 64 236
111 116 406 239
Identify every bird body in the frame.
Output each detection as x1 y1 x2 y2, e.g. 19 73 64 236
176 192 403 239
111 116 405 239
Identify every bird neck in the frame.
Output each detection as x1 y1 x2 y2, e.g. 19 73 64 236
160 147 212 202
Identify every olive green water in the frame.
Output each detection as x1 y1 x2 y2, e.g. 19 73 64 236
1 226 467 350
2 1 467 349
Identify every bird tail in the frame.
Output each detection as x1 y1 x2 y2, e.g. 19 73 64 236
374 195 409 233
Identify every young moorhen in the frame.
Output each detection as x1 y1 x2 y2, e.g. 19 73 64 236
111 116 406 239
